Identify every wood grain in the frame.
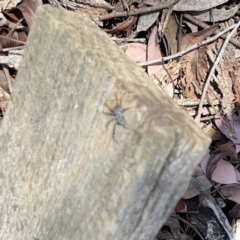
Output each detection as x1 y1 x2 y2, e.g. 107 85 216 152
0 5 210 239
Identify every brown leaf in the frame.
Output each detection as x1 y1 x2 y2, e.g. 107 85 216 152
206 153 222 181
2 10 20 23
206 142 237 181
16 0 37 28
147 25 162 75
0 27 27 48
190 3 240 22
105 16 137 34
16 29 28 43
3 0 37 28
218 141 238 162
228 204 240 220
173 0 228 11
175 198 187 212
134 11 159 35
77 0 113 10
181 25 218 50
120 43 147 63
221 184 240 204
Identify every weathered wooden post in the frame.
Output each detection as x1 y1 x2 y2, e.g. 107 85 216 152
0 5 210 239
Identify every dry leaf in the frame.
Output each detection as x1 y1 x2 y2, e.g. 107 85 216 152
173 0 228 11
134 11 159 34
163 213 189 239
175 198 187 212
221 184 240 204
147 26 162 75
120 43 147 63
183 174 212 199
206 142 236 182
201 149 238 184
3 0 37 28
150 60 179 97
105 16 137 34
172 25 218 99
215 114 240 153
164 14 179 54
228 204 240 220
76 0 113 9
190 4 240 22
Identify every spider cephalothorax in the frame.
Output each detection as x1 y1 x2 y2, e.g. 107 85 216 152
104 92 138 142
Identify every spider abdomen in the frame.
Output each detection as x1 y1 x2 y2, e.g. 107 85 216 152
113 105 125 125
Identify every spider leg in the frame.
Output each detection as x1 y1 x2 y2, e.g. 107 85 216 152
122 122 133 130
106 118 115 129
116 92 122 105
122 107 130 113
103 112 114 116
112 122 118 143
123 123 141 141
105 102 113 112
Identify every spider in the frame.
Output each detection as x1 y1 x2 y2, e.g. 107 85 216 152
104 92 138 142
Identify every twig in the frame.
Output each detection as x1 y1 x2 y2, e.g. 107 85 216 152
111 37 146 42
199 116 215 121
174 98 219 107
191 177 233 239
195 21 240 123
138 23 237 67
186 105 221 118
0 18 26 47
99 0 179 20
175 215 205 240
2 45 25 52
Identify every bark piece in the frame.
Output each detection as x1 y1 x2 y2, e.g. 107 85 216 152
0 5 210 240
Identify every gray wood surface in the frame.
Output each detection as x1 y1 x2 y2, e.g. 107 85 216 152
0 5 210 240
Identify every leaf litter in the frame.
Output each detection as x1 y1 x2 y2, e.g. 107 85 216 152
1 0 240 239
